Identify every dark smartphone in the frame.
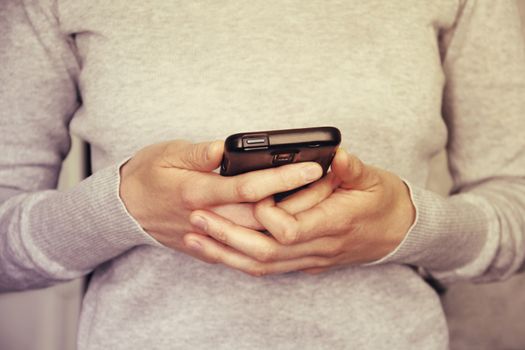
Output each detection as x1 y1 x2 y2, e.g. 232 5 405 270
220 126 341 177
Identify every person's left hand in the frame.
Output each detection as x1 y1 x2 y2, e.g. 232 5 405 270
184 148 416 276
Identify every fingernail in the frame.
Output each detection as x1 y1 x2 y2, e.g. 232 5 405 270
186 239 202 251
191 215 208 232
301 164 322 182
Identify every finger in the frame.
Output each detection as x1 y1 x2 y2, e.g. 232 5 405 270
254 195 348 244
184 233 333 277
161 140 224 172
183 241 222 265
301 267 329 275
276 171 340 215
331 148 379 191
187 161 323 207
190 210 347 262
209 203 263 231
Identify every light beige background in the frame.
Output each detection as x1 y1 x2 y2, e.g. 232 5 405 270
0 2 524 349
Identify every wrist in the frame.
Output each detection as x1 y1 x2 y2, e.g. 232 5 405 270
385 173 416 251
119 159 149 231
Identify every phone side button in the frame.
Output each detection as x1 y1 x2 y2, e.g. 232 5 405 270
243 136 269 149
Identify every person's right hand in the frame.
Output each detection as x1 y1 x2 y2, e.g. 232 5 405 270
119 140 323 263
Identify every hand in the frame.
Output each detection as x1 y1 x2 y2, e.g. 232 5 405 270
185 148 415 276
119 140 323 263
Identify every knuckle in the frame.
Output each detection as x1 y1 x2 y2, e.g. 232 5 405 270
184 146 201 169
256 244 278 263
252 206 263 224
180 185 198 208
180 177 210 208
280 224 299 245
193 143 208 163
235 180 258 202
253 199 271 219
254 200 265 212
213 223 228 244
340 212 355 229
326 240 345 256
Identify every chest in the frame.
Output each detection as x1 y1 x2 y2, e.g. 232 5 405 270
62 0 457 176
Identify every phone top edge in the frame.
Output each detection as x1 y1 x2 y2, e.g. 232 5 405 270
268 127 341 147
224 126 341 152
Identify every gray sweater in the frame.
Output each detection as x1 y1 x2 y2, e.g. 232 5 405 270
1 0 524 349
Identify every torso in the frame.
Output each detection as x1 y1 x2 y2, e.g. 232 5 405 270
57 1 459 348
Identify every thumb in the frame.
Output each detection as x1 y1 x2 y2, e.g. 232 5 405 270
332 148 379 190
163 140 224 172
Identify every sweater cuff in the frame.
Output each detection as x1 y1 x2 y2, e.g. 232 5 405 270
367 182 496 281
28 158 162 273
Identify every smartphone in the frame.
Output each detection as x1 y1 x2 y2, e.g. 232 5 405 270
220 126 341 177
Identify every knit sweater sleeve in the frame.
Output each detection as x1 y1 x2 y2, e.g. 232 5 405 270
374 0 525 283
0 0 159 292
